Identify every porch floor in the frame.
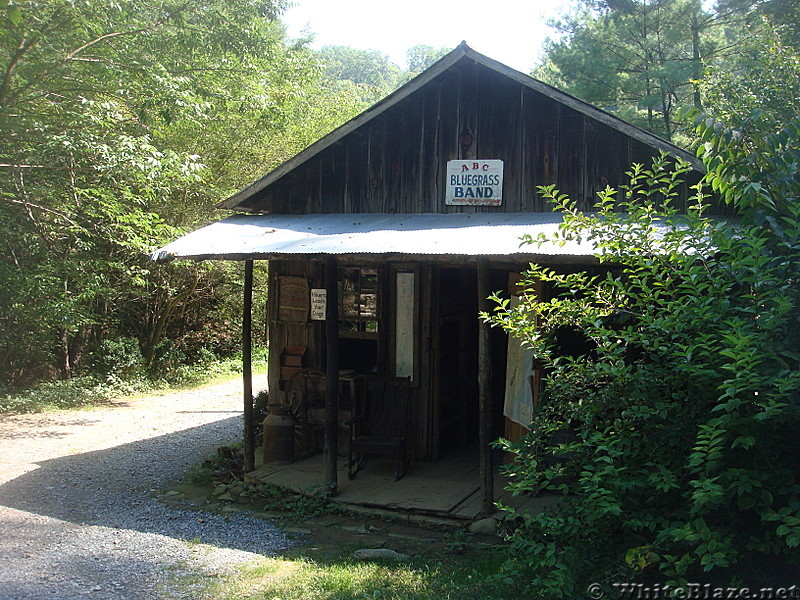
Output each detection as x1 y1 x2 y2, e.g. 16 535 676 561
246 448 561 521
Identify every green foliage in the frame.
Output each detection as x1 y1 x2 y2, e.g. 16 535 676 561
248 482 333 520
0 346 264 414
195 451 335 520
318 45 405 103
0 375 146 414
315 43 451 104
715 0 799 44
485 116 800 595
534 0 797 145
0 1 359 387
405 44 451 74
535 0 722 141
88 337 145 378
699 19 800 136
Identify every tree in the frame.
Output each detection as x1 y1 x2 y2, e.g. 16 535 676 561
0 1 362 385
700 19 799 133
485 112 800 594
406 44 451 74
715 0 799 44
317 45 404 103
534 0 726 141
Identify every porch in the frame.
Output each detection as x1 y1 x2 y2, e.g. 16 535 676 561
245 449 562 522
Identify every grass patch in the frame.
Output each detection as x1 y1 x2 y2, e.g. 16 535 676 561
170 443 518 600
0 375 148 414
202 545 519 600
0 349 268 414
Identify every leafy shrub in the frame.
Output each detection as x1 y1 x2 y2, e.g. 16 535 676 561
147 338 187 379
88 337 145 378
0 375 146 414
0 345 263 414
486 116 800 596
247 482 333 520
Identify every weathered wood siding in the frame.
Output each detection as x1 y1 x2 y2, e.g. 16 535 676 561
268 257 436 460
266 259 326 396
244 61 704 215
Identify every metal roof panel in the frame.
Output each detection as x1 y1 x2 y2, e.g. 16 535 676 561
151 212 597 262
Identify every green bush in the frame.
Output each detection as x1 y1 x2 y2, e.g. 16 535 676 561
0 345 264 414
148 339 187 378
486 116 800 596
88 337 146 378
0 375 145 414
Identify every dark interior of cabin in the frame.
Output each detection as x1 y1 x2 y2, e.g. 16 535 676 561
339 338 378 373
434 266 508 458
270 260 518 465
436 266 477 456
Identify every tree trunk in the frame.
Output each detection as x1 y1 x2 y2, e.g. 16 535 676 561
145 269 199 365
68 326 88 375
691 11 703 109
57 328 72 380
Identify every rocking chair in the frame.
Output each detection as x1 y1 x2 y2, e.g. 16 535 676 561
347 376 412 481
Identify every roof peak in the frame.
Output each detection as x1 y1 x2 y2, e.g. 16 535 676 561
219 43 702 211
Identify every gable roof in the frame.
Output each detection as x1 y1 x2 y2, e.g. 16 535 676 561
220 42 703 212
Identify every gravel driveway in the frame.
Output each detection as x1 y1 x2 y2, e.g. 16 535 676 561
0 375 290 600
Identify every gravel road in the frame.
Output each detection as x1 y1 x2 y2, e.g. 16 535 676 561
0 375 290 600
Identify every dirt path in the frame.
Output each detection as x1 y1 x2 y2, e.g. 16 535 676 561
0 375 288 600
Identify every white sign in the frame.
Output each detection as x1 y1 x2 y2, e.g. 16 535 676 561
445 159 503 206
395 272 415 380
310 289 327 320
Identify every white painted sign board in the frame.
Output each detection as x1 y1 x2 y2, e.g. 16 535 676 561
310 289 326 320
445 159 503 206
395 272 415 380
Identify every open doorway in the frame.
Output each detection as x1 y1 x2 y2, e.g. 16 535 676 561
435 266 479 458
431 265 510 461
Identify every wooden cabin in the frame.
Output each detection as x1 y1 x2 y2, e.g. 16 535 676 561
153 43 710 515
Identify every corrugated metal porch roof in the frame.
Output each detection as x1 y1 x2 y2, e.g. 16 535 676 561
151 212 599 262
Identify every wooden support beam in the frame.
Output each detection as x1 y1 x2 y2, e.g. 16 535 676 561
324 256 339 493
477 258 494 515
243 259 255 473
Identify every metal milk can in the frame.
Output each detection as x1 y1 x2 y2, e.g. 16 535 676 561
262 404 295 464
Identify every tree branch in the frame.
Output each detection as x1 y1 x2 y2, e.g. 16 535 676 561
5 197 78 227
5 25 153 109
0 7 71 108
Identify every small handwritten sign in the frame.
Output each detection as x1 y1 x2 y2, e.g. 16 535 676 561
310 289 327 321
445 159 503 206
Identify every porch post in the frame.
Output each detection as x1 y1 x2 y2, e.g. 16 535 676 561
324 256 339 493
477 257 494 515
242 259 255 473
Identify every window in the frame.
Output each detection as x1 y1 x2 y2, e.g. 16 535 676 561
339 268 378 337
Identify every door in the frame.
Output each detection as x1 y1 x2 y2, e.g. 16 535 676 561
432 266 478 459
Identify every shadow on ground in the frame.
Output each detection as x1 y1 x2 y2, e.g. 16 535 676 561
0 415 286 554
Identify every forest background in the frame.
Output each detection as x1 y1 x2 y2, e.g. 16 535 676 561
0 0 797 402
